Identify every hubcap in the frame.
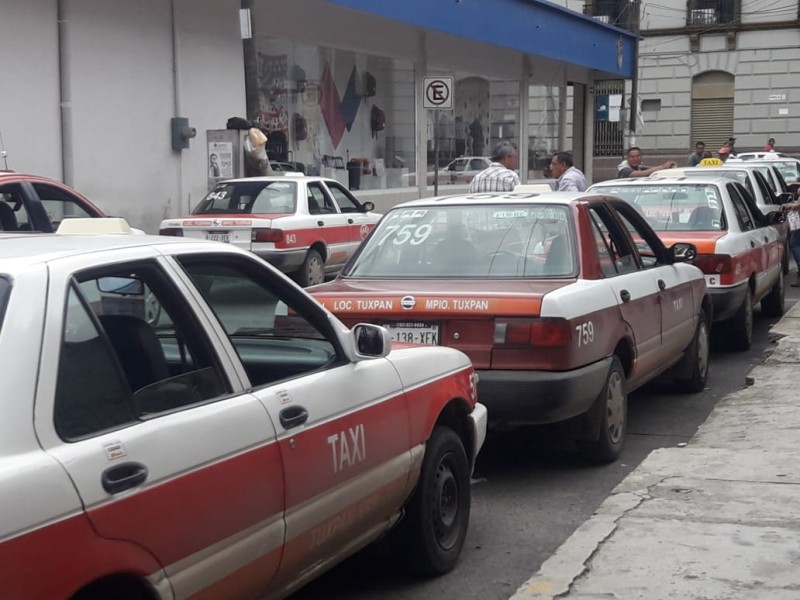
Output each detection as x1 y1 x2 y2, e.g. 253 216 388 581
697 321 710 380
307 256 324 286
605 371 625 444
432 454 460 549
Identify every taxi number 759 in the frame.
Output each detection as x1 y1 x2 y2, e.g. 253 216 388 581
575 321 595 347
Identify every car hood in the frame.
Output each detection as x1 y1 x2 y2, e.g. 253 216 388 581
654 231 727 254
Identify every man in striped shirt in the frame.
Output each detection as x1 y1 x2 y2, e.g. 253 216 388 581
468 141 520 192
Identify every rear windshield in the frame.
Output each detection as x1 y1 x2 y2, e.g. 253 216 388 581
344 203 576 278
0 276 10 330
193 181 297 215
592 184 725 231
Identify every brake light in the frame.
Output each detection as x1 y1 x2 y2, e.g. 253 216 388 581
494 318 570 347
159 228 184 237
252 228 284 243
692 254 732 275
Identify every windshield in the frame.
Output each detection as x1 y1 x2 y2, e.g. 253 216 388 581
344 204 576 278
193 181 297 215
592 184 725 231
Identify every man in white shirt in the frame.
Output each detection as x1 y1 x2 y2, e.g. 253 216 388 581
549 152 588 192
468 141 520 192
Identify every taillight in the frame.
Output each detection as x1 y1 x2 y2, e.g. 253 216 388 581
692 254 732 275
252 228 283 243
494 318 570 347
159 228 184 237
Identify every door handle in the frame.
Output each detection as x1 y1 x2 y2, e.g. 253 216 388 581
658 279 666 291
317 220 325 226
620 289 631 302
102 462 148 495
347 218 354 224
750 240 756 248
280 405 309 430
764 236 769 243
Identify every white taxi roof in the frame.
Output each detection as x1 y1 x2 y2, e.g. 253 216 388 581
591 176 730 188
390 191 589 210
212 174 336 184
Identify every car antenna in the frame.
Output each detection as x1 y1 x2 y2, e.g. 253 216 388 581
0 130 8 170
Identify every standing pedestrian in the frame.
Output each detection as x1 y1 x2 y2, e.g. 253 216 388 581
718 146 731 162
764 137 776 152
688 141 705 166
782 199 800 286
724 137 737 156
550 152 588 192
468 141 520 192
617 147 676 178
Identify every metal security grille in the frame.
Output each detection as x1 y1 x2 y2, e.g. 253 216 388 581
691 98 733 150
593 80 625 157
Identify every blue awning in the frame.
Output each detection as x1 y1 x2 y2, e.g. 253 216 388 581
326 0 636 79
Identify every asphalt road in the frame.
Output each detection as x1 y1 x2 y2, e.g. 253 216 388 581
292 288 799 600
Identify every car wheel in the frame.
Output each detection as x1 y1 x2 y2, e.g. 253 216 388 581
726 286 753 351
398 426 470 576
296 249 324 287
674 309 710 393
577 356 627 464
761 269 785 318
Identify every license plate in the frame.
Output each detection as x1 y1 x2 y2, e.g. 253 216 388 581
206 232 230 243
385 322 439 345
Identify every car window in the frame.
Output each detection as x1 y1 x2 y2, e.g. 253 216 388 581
31 183 96 228
0 184 34 231
753 171 776 204
177 256 340 388
0 276 9 332
345 204 575 278
193 181 297 214
588 206 639 276
54 262 230 441
727 183 756 231
307 182 336 214
469 159 487 170
325 182 361 213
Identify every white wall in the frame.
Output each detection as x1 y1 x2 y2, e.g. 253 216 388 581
0 0 245 232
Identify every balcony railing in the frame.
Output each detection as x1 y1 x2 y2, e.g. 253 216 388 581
583 0 639 32
686 0 739 27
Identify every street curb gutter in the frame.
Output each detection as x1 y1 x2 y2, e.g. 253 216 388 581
509 300 800 600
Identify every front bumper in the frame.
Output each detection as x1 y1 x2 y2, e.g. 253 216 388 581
708 282 748 322
467 402 488 467
476 357 612 426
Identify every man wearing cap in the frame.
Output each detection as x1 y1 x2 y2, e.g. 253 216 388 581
724 137 737 156
718 145 731 162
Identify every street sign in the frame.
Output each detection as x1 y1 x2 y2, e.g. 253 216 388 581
423 77 453 110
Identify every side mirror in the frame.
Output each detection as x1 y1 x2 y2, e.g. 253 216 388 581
669 242 697 263
777 192 794 205
353 323 391 358
765 211 786 225
361 201 375 212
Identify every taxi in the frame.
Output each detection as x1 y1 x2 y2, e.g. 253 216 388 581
589 177 786 350
309 192 711 463
159 173 382 286
0 221 486 599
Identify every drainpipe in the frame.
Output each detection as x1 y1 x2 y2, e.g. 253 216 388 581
57 0 73 185
171 0 187 214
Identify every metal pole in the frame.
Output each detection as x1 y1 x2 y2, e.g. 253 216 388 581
434 111 439 196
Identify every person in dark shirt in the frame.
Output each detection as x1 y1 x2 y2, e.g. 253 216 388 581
617 147 676 178
688 141 705 166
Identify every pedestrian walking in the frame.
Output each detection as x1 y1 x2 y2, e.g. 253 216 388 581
550 152 587 192
688 141 705 166
616 147 676 178
468 140 520 192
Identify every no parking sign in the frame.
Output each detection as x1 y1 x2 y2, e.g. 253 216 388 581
423 77 453 110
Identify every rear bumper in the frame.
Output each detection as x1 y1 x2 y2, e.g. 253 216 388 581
252 247 307 272
476 357 612 427
708 282 748 322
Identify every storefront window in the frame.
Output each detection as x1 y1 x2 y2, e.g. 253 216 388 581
255 38 416 190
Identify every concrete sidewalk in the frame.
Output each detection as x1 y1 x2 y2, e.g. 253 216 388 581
511 301 800 600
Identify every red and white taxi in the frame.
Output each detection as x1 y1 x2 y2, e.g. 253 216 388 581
0 223 486 599
309 192 711 463
159 174 381 286
589 177 786 350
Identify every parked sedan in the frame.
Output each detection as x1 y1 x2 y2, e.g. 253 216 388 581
589 177 786 350
159 173 381 286
309 191 711 463
0 223 486 599
0 171 105 231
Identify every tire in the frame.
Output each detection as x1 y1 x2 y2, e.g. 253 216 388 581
761 269 785 318
674 309 710 393
577 356 627 464
295 249 325 287
398 426 471 576
726 286 753 351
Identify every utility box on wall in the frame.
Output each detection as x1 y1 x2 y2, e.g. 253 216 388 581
206 129 245 190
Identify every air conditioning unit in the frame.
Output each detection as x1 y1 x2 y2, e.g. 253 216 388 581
690 8 718 24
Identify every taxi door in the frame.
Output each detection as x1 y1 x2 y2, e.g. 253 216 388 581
305 181 350 268
173 253 413 592
323 180 378 259
34 252 286 599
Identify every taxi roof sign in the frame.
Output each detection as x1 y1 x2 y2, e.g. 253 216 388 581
56 217 134 235
699 158 723 167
